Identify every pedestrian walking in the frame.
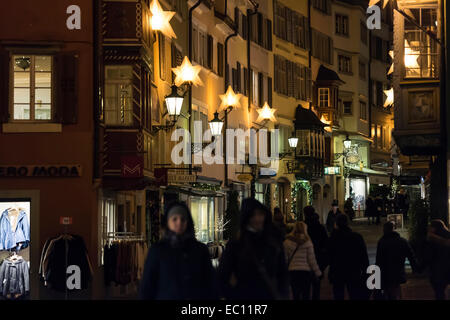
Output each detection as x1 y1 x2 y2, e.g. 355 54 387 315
328 214 370 300
273 207 287 240
374 196 383 225
326 200 341 235
365 195 376 225
426 219 450 300
283 221 322 300
139 201 217 300
344 198 355 221
304 206 329 300
218 198 290 300
375 221 419 300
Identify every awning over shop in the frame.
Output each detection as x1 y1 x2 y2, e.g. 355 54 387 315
349 167 390 185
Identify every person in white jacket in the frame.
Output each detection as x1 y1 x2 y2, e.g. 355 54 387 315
283 221 322 300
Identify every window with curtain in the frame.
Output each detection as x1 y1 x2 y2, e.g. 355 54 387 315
12 55 52 121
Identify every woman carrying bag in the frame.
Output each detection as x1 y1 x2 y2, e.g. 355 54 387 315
283 222 322 300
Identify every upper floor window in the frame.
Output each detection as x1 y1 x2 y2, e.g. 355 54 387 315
338 55 352 74
104 65 133 126
312 0 331 15
274 1 308 50
343 101 352 115
360 101 367 121
12 55 52 121
312 29 333 65
359 60 366 79
335 14 349 36
404 8 439 78
318 88 329 107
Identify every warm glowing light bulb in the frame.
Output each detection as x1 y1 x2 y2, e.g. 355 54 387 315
219 86 242 111
172 56 203 87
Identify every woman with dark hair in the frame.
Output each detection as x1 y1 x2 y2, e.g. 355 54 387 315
139 201 217 300
218 198 290 300
427 219 450 300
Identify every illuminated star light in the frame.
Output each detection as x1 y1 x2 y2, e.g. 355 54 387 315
219 86 242 111
256 102 277 123
388 50 394 75
172 56 203 87
384 88 394 108
150 0 176 39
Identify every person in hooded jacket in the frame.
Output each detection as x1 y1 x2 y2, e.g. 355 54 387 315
328 214 369 300
284 221 322 300
304 206 329 300
375 221 419 300
218 198 290 300
139 201 217 300
426 219 450 300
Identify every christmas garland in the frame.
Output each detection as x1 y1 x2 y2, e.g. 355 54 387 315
290 181 313 220
191 183 221 191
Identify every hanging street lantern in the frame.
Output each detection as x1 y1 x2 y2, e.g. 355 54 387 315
164 85 184 122
209 111 224 136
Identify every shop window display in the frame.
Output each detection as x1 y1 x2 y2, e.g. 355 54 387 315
0 201 31 300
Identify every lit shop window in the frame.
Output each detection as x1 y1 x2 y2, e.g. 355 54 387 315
105 65 133 126
191 197 215 243
12 55 52 121
404 8 439 79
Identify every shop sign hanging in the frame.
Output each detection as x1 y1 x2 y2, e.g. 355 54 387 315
324 166 341 175
237 174 253 182
168 173 196 183
0 165 82 177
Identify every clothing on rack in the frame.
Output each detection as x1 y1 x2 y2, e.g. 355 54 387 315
104 239 148 287
0 209 30 251
0 257 29 300
39 234 93 291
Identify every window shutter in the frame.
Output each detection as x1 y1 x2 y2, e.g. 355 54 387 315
267 129 272 158
217 42 224 77
286 8 292 43
225 63 229 87
304 17 310 50
0 50 10 123
235 7 240 30
268 77 272 107
267 19 272 51
244 67 248 96
232 68 238 92
55 52 78 124
236 62 241 93
258 72 264 106
207 34 213 69
258 13 263 46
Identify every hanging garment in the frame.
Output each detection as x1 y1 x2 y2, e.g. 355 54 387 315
0 209 30 251
0 259 29 299
40 234 92 291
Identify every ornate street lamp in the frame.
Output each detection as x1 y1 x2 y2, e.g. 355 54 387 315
209 112 224 137
343 134 352 149
165 85 184 122
288 134 299 148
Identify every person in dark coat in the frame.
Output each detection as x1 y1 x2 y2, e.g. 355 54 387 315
326 200 341 235
273 207 287 240
375 222 419 300
139 201 217 300
218 198 290 300
374 196 383 225
304 206 329 300
365 196 376 225
328 214 370 300
426 219 450 300
344 198 355 221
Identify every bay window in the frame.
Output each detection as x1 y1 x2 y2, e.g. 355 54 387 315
104 65 133 126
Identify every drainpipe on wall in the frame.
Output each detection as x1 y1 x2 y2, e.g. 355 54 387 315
188 0 203 175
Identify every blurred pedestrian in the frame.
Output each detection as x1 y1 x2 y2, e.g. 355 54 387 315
218 198 290 300
375 221 419 300
328 214 369 300
344 198 355 221
426 220 450 300
374 196 383 225
365 195 376 225
139 201 217 300
284 221 322 300
304 206 329 300
273 207 287 240
326 200 341 234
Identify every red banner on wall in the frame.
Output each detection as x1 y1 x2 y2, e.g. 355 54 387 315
121 155 144 178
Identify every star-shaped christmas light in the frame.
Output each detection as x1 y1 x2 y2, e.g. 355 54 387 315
219 86 242 111
150 0 176 39
384 88 394 108
256 102 277 123
404 40 420 73
172 56 203 87
388 50 394 75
